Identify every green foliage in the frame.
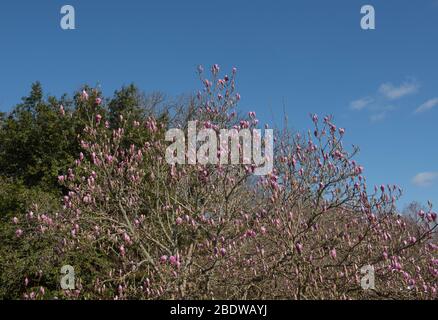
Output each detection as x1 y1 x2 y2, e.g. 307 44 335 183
0 82 169 299
108 84 145 128
0 177 60 299
0 82 79 191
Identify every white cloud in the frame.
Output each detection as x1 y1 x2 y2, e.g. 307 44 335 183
370 112 386 122
350 97 374 110
414 98 438 114
378 81 419 100
412 172 438 187
350 78 420 122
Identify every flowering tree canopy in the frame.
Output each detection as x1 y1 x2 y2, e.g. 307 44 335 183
2 66 437 300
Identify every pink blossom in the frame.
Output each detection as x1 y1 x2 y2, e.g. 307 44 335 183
169 255 177 266
123 233 131 245
295 242 303 255
329 248 337 259
355 166 364 175
119 245 126 257
81 90 89 101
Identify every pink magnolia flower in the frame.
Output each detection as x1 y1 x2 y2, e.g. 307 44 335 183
169 255 177 266
95 114 102 124
329 248 337 259
15 229 23 237
355 166 364 175
295 242 303 255
95 97 102 105
123 233 131 245
245 229 256 238
12 217 18 224
160 255 168 264
176 217 183 225
81 90 89 101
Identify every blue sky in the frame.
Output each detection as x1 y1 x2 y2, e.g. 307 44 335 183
1 0 437 209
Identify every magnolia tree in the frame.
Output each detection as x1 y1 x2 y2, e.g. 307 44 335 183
12 65 437 300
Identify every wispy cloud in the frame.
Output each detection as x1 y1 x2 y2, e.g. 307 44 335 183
412 172 438 187
349 79 420 122
369 112 387 122
368 105 396 122
414 98 438 114
350 97 374 110
378 81 420 100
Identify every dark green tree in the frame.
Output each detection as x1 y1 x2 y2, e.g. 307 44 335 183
0 82 79 191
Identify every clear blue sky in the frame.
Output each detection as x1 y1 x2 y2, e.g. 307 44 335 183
1 0 438 209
